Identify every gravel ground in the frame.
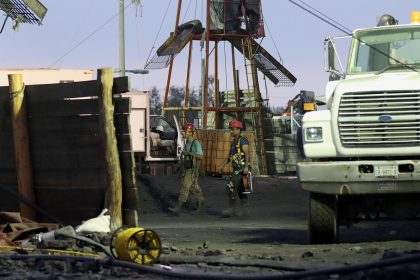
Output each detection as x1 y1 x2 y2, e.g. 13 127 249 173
2 175 420 279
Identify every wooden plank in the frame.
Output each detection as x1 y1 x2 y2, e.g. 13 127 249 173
98 68 122 230
29 128 101 140
29 115 100 134
26 97 129 117
119 151 136 188
0 168 17 185
24 77 129 102
0 86 10 110
33 168 106 188
114 114 130 134
29 133 101 149
122 187 139 210
0 185 19 212
114 97 130 114
123 209 138 227
0 150 15 168
0 131 14 149
31 150 104 169
0 94 10 121
9 73 37 221
116 134 132 151
27 111 129 135
113 76 130 94
0 114 12 127
35 187 105 225
26 80 98 102
27 99 99 117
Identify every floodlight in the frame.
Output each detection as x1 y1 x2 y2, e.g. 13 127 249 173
0 0 47 27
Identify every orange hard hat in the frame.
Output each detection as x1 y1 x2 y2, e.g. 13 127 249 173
228 120 243 129
182 123 195 132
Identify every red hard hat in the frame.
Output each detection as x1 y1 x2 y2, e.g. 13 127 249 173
229 120 243 129
182 123 195 132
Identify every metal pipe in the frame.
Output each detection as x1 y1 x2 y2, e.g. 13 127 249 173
214 40 219 128
184 41 193 121
163 106 202 111
119 0 125 77
207 106 259 112
203 0 211 128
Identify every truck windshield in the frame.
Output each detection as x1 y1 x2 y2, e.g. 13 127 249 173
348 26 420 74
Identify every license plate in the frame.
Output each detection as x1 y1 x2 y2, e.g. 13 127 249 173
374 165 398 178
377 182 397 191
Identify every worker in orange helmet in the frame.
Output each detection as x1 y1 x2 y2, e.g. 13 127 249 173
218 120 252 217
168 123 205 215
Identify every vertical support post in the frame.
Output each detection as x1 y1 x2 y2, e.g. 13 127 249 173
184 41 193 122
119 0 126 77
247 40 268 175
98 68 122 230
200 58 206 127
214 40 219 128
8 74 37 221
231 43 240 119
235 69 243 122
203 0 211 129
163 0 183 109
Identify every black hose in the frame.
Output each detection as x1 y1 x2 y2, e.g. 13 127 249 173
56 232 113 258
2 251 420 280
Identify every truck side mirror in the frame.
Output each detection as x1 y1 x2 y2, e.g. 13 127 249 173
328 40 335 71
325 37 343 81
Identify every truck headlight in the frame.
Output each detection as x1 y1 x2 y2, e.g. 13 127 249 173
305 127 323 142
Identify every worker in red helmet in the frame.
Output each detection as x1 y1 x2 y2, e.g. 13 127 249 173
168 123 204 215
218 119 252 217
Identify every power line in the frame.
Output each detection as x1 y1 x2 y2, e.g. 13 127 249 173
288 0 351 35
182 0 193 23
145 0 173 66
294 0 352 33
288 0 418 75
48 2 134 68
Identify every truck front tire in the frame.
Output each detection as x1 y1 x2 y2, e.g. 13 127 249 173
309 192 338 244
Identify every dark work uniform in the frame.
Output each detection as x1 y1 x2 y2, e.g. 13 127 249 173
226 136 250 207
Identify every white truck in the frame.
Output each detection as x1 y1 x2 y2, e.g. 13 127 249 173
297 13 420 244
119 91 183 174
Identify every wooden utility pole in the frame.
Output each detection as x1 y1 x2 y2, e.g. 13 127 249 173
98 68 122 230
8 74 37 221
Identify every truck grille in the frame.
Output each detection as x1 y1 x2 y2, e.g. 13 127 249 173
338 91 420 147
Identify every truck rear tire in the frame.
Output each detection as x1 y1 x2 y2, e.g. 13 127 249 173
309 192 338 244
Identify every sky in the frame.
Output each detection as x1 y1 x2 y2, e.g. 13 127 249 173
0 0 419 108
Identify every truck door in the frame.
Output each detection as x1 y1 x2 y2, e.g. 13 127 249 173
146 115 182 161
173 115 184 158
130 108 146 152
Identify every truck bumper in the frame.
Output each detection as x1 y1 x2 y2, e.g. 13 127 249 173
297 160 420 194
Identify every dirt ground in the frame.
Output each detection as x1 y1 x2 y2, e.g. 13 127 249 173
136 174 420 278
2 174 420 279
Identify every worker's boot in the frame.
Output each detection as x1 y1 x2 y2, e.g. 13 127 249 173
238 198 250 217
168 201 183 215
221 199 237 217
192 199 204 215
